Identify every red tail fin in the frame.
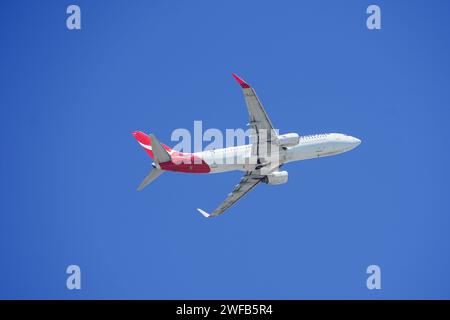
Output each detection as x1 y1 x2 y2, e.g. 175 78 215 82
132 131 172 158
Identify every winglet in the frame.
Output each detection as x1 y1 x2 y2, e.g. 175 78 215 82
232 73 251 89
197 208 211 218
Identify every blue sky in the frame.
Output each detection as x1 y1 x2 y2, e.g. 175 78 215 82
1 0 450 299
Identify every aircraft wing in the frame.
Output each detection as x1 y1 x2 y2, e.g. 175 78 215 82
196 75 282 218
196 171 263 218
232 74 279 148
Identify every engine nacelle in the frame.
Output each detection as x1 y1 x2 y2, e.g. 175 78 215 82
263 171 289 185
277 133 300 147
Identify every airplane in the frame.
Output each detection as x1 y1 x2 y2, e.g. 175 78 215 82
132 73 361 218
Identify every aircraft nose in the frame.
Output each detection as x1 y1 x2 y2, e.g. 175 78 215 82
349 136 361 148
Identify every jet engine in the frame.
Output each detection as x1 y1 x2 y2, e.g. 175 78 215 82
277 133 300 147
263 171 289 185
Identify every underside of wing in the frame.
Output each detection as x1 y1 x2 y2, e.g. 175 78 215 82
232 74 279 144
196 75 285 218
232 74 280 164
197 172 263 218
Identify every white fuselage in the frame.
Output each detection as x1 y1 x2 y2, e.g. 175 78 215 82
196 133 361 173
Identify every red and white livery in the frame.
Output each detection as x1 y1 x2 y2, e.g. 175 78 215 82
132 74 361 218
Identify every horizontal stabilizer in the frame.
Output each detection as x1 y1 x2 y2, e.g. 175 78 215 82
137 168 164 191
